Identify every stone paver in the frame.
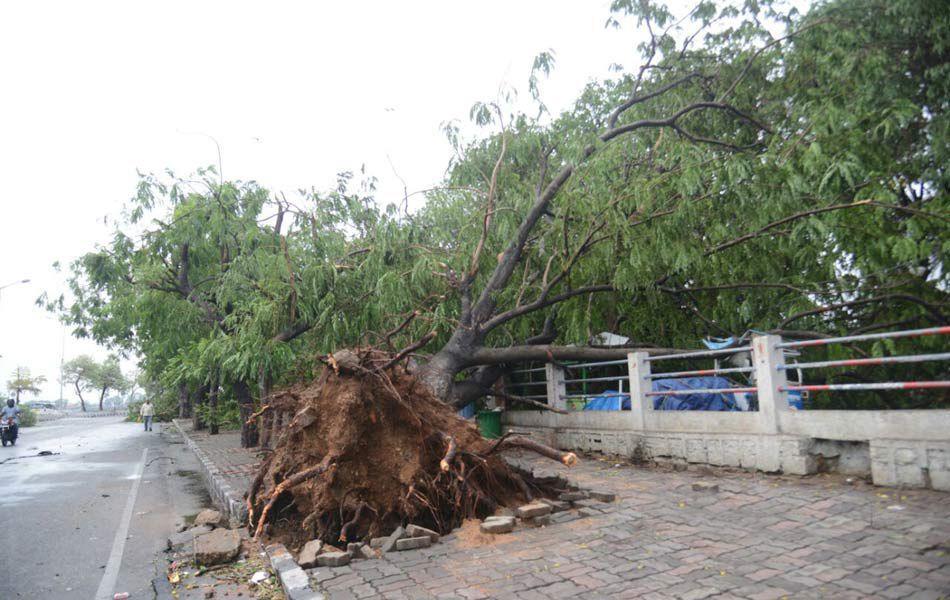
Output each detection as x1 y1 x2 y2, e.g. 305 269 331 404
181 425 950 599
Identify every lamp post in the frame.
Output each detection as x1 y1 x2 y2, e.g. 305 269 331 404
0 278 30 299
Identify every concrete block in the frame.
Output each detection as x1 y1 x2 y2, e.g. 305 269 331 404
588 490 616 503
526 514 550 527
316 551 350 567
356 544 376 560
692 482 719 493
480 516 515 534
380 525 405 554
515 503 552 518
686 437 707 463
369 537 388 549
194 528 242 566
193 508 228 529
297 540 323 569
167 525 212 550
395 536 432 551
405 524 440 543
540 499 571 512
722 439 741 467
558 491 588 502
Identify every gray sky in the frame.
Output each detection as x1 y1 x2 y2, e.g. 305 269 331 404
0 1 654 403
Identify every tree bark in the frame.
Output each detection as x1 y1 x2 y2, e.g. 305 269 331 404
235 380 258 448
178 383 190 419
193 384 209 430
209 375 220 435
74 382 87 412
98 386 107 411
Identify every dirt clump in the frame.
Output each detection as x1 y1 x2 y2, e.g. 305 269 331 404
247 349 576 548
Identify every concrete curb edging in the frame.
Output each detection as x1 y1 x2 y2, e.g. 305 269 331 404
172 419 248 526
265 543 325 600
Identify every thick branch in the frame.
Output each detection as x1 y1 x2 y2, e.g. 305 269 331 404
463 344 682 367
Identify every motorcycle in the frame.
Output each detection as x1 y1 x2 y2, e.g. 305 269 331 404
0 417 16 446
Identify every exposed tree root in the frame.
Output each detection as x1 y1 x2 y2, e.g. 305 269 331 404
247 348 575 547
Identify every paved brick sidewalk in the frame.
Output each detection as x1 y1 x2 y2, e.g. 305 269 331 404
176 425 950 599
309 454 950 600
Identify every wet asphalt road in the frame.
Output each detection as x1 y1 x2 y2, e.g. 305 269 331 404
0 416 209 599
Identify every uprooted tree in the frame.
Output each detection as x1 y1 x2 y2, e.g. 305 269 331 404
52 0 948 543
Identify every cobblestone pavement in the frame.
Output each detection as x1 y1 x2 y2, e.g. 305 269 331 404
178 428 949 599
308 454 950 600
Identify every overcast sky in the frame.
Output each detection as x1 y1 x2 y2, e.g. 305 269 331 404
0 1 662 404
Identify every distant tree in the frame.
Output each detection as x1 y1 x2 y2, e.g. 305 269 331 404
90 356 129 411
6 367 47 404
62 355 99 412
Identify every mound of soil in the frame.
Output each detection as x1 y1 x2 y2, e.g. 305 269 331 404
247 349 576 548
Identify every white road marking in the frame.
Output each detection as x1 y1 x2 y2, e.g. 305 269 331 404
94 446 148 600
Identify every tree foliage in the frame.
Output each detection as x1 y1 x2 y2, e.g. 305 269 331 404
6 367 47 404
52 0 948 425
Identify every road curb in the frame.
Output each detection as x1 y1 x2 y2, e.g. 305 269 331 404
265 543 325 600
171 419 248 526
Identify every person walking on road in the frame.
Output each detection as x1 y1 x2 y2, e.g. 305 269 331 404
139 399 155 431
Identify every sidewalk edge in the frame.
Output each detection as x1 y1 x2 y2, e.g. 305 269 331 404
171 419 249 526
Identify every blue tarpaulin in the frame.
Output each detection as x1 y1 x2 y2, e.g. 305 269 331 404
582 377 802 411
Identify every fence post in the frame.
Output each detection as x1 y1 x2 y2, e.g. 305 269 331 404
627 352 651 430
545 363 568 412
752 334 788 434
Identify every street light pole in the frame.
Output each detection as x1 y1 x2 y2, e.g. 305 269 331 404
0 278 31 301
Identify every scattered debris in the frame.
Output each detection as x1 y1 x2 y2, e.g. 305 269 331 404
249 570 269 585
559 491 588 502
167 525 212 550
692 482 720 493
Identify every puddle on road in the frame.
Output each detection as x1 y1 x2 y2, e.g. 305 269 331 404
175 469 212 506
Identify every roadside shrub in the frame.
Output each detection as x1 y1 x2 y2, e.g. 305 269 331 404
194 398 242 431
18 404 37 428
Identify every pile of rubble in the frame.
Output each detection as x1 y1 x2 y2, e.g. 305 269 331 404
295 523 443 568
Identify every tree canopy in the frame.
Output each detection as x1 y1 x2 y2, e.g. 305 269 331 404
51 0 949 438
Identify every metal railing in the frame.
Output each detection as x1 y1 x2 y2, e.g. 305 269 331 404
501 326 948 413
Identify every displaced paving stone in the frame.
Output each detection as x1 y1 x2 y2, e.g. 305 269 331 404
369 537 388 549
297 539 323 569
480 516 516 534
166 525 212 550
395 536 432 551
526 514 551 527
380 525 406 554
588 490 616 502
347 542 363 556
692 481 720 493
559 490 588 502
356 544 377 560
516 502 553 519
193 508 228 528
540 499 571 512
194 528 242 566
316 551 351 567
406 524 440 543
549 511 580 525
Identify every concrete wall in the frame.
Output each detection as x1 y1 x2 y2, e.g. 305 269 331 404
501 408 950 491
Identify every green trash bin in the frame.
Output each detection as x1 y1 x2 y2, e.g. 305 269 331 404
477 410 502 439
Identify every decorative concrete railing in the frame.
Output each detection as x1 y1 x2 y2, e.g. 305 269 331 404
502 328 950 491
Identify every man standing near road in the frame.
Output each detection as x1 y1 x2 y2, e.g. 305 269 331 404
139 399 154 431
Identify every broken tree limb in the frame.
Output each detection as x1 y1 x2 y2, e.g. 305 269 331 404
487 391 569 414
487 435 578 467
245 404 272 426
439 434 458 472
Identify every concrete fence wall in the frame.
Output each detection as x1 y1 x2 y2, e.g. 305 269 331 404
501 334 950 491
